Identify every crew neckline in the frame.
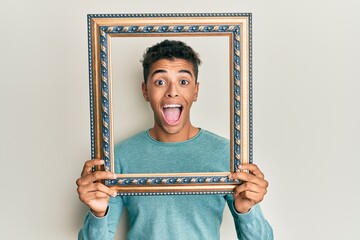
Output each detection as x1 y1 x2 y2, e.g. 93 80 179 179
145 128 203 145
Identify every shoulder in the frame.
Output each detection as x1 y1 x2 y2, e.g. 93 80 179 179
199 129 230 152
114 131 147 150
200 129 229 144
196 129 230 158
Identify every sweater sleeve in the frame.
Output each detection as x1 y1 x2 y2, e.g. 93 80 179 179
78 196 124 240
225 194 274 240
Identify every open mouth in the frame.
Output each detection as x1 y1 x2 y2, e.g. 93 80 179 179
162 104 183 125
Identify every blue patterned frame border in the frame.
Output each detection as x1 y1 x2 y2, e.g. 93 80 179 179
88 13 252 195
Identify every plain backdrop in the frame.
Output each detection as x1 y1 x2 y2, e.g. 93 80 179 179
0 0 359 239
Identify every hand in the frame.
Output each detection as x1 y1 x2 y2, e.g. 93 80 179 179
228 163 269 213
76 159 118 217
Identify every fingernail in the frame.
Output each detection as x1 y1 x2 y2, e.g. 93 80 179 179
238 164 243 169
100 160 105 164
228 174 232 179
113 173 117 179
112 191 117 197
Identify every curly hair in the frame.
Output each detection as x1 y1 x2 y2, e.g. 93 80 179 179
141 40 202 83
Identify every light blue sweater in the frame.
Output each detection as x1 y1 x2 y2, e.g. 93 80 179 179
78 129 273 239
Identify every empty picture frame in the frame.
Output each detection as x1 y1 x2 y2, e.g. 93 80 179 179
87 13 253 195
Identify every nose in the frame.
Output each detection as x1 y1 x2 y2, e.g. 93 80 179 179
166 82 179 98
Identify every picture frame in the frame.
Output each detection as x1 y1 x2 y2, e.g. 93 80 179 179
87 13 253 195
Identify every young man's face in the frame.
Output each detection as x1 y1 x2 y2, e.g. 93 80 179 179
142 58 199 139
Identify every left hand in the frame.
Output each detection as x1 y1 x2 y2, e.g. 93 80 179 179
228 163 269 213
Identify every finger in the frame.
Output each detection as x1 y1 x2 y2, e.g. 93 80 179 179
237 190 265 203
233 184 267 205
77 182 118 197
228 172 268 188
81 159 105 177
79 192 111 204
84 191 110 199
77 171 117 186
233 182 266 197
238 163 264 178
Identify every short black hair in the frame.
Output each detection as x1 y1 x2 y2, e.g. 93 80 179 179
141 40 202 83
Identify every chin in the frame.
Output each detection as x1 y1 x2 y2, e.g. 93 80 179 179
161 125 183 135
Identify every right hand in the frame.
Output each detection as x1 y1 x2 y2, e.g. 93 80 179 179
76 159 118 217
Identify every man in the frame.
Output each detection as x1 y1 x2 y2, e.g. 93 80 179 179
77 40 273 239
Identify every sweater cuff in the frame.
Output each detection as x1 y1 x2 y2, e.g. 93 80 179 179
229 202 257 223
88 208 109 228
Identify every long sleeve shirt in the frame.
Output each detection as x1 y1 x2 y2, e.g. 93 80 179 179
78 129 273 239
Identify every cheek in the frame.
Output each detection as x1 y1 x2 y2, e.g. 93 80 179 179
147 93 161 108
184 91 198 102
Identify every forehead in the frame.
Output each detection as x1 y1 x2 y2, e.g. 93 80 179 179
149 58 195 75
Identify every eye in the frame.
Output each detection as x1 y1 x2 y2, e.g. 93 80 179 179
155 80 166 86
180 79 189 85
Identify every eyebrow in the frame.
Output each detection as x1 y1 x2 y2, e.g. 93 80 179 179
179 69 193 77
151 69 193 77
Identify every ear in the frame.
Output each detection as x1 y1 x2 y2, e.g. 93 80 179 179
193 82 199 102
142 82 149 102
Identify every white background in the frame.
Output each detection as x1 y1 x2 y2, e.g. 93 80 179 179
0 1 359 239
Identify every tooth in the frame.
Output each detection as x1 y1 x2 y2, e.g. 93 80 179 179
164 104 181 108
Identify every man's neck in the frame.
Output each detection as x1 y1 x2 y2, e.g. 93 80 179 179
148 125 200 142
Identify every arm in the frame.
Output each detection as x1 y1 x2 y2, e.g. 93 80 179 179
227 164 274 240
226 196 273 240
77 159 123 240
78 196 124 240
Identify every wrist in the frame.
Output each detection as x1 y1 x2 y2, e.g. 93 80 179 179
234 202 251 214
91 207 108 218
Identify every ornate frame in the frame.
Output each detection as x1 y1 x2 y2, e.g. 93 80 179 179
88 13 252 195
